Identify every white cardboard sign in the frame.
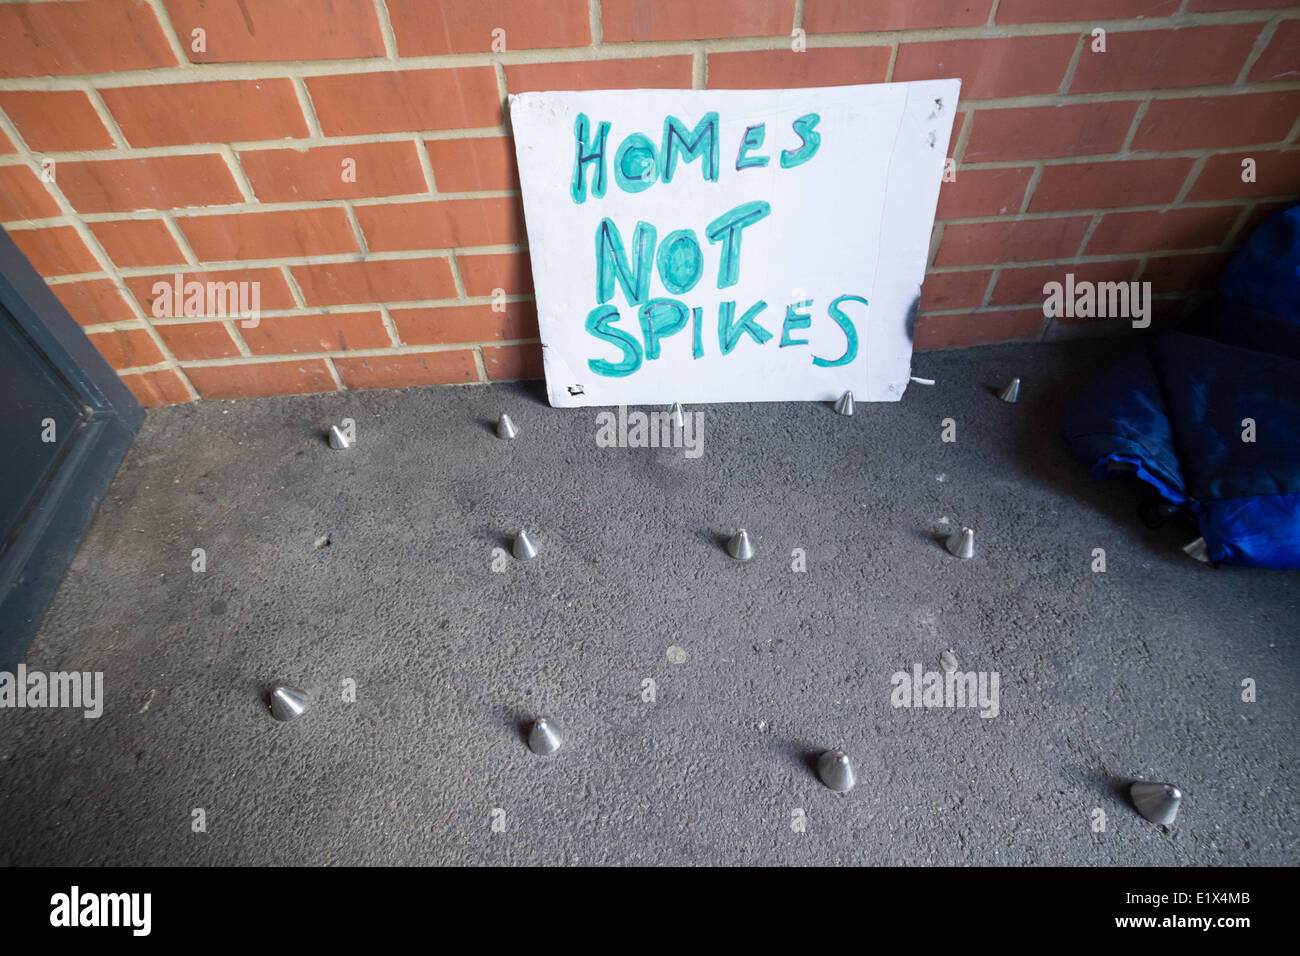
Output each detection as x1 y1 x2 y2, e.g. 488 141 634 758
509 80 960 407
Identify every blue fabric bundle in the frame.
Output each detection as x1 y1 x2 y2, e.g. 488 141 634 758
1061 204 1300 568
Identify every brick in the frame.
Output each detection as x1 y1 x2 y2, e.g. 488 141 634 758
706 47 891 90
484 343 543 380
0 90 114 151
963 102 1139 162
1190 0 1300 7
1232 202 1291 246
386 0 590 55
120 368 191 406
919 270 992 311
155 322 241 361
239 142 428 202
355 198 525 252
391 303 539 345
1029 158 1195 212
914 309 1044 349
50 278 135 325
934 216 1092 266
89 218 186 267
241 311 390 355
1139 252 1231 291
56 155 243 214
1249 20 1300 83
0 128 13 153
291 258 458 306
804 0 992 32
989 260 1142 306
10 226 99 276
603 0 793 41
101 80 308 148
996 0 1179 22
458 252 534 296
1085 206 1242 255
1188 0 1299 10
125 268 298 313
87 327 164 369
893 36 1079 99
506 56 693 94
177 208 359 261
185 360 336 399
334 350 478 389
948 112 968 153
1070 25 1261 93
0 164 60 220
0 0 177 78
307 69 500 136
426 136 520 193
163 0 386 63
1185 149 1300 201
1132 92 1300 153
937 167 1032 219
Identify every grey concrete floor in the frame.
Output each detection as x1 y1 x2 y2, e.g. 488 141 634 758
2 340 1296 866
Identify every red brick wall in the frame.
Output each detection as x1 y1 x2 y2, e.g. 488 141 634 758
0 0 1296 405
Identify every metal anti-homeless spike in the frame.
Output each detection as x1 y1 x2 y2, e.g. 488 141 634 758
726 528 755 561
997 378 1021 404
817 749 856 792
527 717 562 756
496 413 517 440
268 683 309 722
946 526 975 559
833 390 855 416
327 425 350 449
512 529 538 560
1130 781 1182 825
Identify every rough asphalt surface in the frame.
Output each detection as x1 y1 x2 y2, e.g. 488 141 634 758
2 340 1296 865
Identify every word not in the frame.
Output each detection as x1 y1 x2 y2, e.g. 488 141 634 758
0 665 102 718
152 273 261 328
50 887 151 936
1043 273 1151 328
571 111 821 203
594 405 703 458
890 663 999 718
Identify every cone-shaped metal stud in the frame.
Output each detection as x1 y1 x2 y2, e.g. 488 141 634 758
1182 537 1210 563
512 529 538 560
833 390 855 416
997 378 1021 403
526 717 563 756
817 749 856 792
945 526 976 559
1130 781 1182 825
268 683 309 722
327 425 350 449
670 402 685 429
725 528 755 561
496 413 517 440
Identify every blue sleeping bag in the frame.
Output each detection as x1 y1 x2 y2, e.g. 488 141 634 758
1061 204 1300 569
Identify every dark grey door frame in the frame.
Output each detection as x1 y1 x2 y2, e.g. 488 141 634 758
0 226 144 669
